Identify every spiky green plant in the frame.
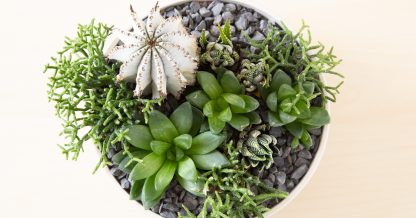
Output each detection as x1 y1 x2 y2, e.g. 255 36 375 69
186 71 261 134
122 102 230 208
238 59 271 92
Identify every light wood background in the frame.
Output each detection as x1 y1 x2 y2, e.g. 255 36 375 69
1 0 415 218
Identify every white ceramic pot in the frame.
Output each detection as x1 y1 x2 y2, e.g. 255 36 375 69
110 0 330 217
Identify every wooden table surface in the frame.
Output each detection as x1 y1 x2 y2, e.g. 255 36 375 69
1 0 415 217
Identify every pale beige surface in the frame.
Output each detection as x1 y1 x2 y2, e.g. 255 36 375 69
1 0 416 218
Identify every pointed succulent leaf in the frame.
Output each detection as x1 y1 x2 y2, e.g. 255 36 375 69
126 125 152 150
149 110 179 142
203 100 216 117
199 30 208 48
296 100 311 119
301 107 330 127
197 71 223 99
300 131 313 149
279 111 297 124
220 70 242 94
286 122 304 139
228 114 250 131
129 153 165 181
112 151 126 165
186 90 210 109
271 70 292 91
219 20 232 45
189 107 204 136
208 116 226 134
230 95 259 113
266 91 278 112
150 140 171 155
170 102 193 135
178 156 198 181
119 150 151 173
176 147 185 161
141 175 165 209
290 137 300 148
222 93 245 108
268 111 284 127
277 84 296 101
174 134 192 150
130 180 145 200
187 132 226 155
177 175 205 197
217 106 232 122
155 160 177 191
191 151 230 170
302 81 315 95
246 111 262 124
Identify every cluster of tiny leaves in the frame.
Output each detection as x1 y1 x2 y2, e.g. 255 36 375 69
179 141 288 218
44 20 141 171
245 21 344 104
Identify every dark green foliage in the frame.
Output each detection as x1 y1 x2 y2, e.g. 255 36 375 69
237 59 271 92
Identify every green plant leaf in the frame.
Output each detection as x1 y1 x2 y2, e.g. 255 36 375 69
266 91 278 112
217 107 232 122
130 180 145 200
197 71 223 99
268 111 284 127
302 81 315 95
199 29 208 48
300 131 313 149
271 70 292 91
219 19 232 45
186 90 210 109
178 156 198 181
155 160 177 191
301 107 330 127
112 151 126 165
176 147 184 161
170 102 193 135
246 111 262 124
174 134 192 150
119 150 150 173
277 84 296 101
141 175 165 209
208 116 226 134
126 125 152 150
187 132 226 155
191 151 230 170
150 140 171 155
222 93 245 108
230 95 259 113
177 175 205 197
279 111 297 124
149 110 179 143
290 137 300 148
296 100 311 119
228 114 250 131
129 153 165 181
286 122 304 139
189 107 204 136
220 70 242 94
203 100 216 117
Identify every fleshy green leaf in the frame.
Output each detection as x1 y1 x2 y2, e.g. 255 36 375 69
189 107 204 136
303 81 315 95
228 114 250 131
286 122 304 139
268 111 284 127
126 125 152 150
203 100 216 117
112 151 126 165
222 93 245 108
155 160 177 191
187 132 226 155
208 116 226 134
178 156 198 181
296 100 311 119
149 110 178 143
141 175 165 209
279 111 297 124
150 141 171 155
130 180 145 200
174 134 192 150
197 71 223 99
301 107 330 127
266 91 278 112
220 70 242 94
129 153 165 181
199 29 208 48
177 175 204 197
191 151 230 170
271 70 292 91
290 137 300 148
176 147 184 161
277 84 296 101
219 19 232 45
217 107 232 122
300 131 313 149
230 95 259 113
186 90 210 109
246 111 262 124
170 102 193 135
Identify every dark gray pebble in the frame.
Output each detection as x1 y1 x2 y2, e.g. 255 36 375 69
110 167 123 177
269 127 283 138
308 128 322 136
159 211 177 218
196 20 206 31
199 7 212 17
222 11 235 23
235 16 248 30
213 15 222 25
191 13 202 23
252 31 265 40
211 3 224 16
120 178 130 189
191 30 201 38
205 17 214 26
210 25 220 37
276 171 286 185
294 157 310 167
282 147 291 158
189 1 200 13
224 3 237 12
183 197 198 211
298 150 313 160
277 138 287 146
273 156 285 168
291 164 308 180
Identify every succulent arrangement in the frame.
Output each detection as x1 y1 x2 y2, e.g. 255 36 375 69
44 1 343 218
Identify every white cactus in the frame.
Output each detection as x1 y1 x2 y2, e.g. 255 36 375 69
104 3 199 99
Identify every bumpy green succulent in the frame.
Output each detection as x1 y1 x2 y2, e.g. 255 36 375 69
122 102 229 208
187 71 261 134
238 59 271 92
237 125 276 171
264 70 330 148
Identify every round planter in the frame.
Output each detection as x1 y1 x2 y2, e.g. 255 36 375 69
107 0 330 217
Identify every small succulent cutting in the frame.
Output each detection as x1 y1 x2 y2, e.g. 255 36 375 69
105 3 199 99
123 102 229 208
186 71 260 133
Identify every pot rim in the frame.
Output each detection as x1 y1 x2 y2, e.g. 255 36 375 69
107 0 331 217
